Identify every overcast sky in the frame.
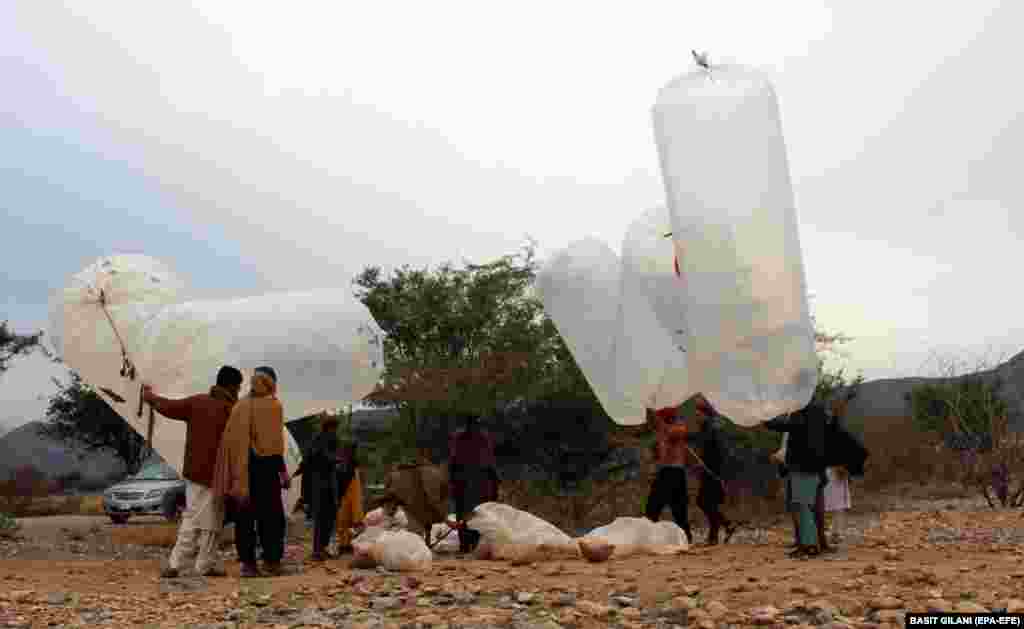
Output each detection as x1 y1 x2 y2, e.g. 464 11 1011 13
3 1 1022 431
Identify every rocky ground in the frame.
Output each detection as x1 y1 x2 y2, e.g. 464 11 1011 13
2 496 1024 628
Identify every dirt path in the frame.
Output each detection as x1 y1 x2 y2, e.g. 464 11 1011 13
2 509 1024 628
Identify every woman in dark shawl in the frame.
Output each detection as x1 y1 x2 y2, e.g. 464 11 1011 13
306 414 341 561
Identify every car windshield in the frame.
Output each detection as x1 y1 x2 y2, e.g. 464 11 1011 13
129 462 179 481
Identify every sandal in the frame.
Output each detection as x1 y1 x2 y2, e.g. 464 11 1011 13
723 521 743 544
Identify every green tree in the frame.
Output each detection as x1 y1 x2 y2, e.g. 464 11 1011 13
354 242 601 461
0 320 43 374
39 372 148 474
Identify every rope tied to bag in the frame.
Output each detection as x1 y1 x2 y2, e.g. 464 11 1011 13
97 288 155 449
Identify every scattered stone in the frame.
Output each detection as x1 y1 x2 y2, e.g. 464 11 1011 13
792 585 824 597
1007 600 1024 614
576 600 614 618
554 593 577 607
926 599 953 612
956 602 990 614
611 595 638 608
454 592 477 605
868 597 903 610
46 591 69 605
371 596 402 611
704 601 729 618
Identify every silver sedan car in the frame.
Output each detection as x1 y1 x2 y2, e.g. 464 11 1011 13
102 461 185 524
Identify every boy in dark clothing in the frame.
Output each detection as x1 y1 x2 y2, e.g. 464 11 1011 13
449 417 499 554
687 395 740 545
305 414 340 561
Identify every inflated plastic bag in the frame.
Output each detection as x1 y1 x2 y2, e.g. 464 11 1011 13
535 239 629 421
370 530 433 572
49 254 387 514
469 503 577 558
536 236 689 425
651 62 818 425
614 205 691 411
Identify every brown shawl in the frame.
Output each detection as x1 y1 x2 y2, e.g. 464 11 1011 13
211 373 285 501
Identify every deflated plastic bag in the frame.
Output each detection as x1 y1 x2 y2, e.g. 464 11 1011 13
429 514 460 553
370 530 433 572
469 503 576 554
579 517 690 559
536 235 689 425
651 62 818 425
364 506 410 530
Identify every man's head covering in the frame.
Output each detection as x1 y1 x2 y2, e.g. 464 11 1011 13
254 366 277 383
654 407 678 422
216 366 243 388
321 414 341 431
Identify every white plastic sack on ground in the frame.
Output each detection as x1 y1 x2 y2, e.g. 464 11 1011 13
365 506 410 530
651 62 819 425
429 514 460 553
367 530 433 572
468 503 577 560
536 235 689 425
581 517 690 558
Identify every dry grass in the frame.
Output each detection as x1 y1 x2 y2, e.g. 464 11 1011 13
78 496 104 516
0 495 85 518
109 523 236 548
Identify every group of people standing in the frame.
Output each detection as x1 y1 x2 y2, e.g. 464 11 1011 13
645 393 866 558
143 365 294 578
143 363 866 577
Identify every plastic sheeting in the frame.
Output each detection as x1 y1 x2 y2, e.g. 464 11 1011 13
582 516 690 557
536 215 691 426
469 502 576 550
614 205 691 413
49 254 386 512
652 63 818 425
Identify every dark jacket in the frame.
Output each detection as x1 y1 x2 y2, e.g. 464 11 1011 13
764 405 828 475
686 416 728 476
306 431 340 503
825 415 869 477
449 427 499 509
336 443 359 501
148 386 237 487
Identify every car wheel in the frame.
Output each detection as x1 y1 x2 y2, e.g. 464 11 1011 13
109 514 129 525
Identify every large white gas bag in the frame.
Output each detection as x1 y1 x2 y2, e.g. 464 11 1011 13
651 63 818 425
536 232 690 426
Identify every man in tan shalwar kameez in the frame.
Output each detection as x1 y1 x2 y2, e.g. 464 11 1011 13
211 366 291 578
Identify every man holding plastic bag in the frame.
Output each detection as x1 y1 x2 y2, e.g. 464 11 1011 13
644 406 694 544
448 416 499 555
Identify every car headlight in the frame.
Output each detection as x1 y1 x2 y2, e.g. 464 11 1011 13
144 489 165 500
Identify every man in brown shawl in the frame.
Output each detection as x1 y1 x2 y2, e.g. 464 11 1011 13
211 366 291 577
142 365 242 578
